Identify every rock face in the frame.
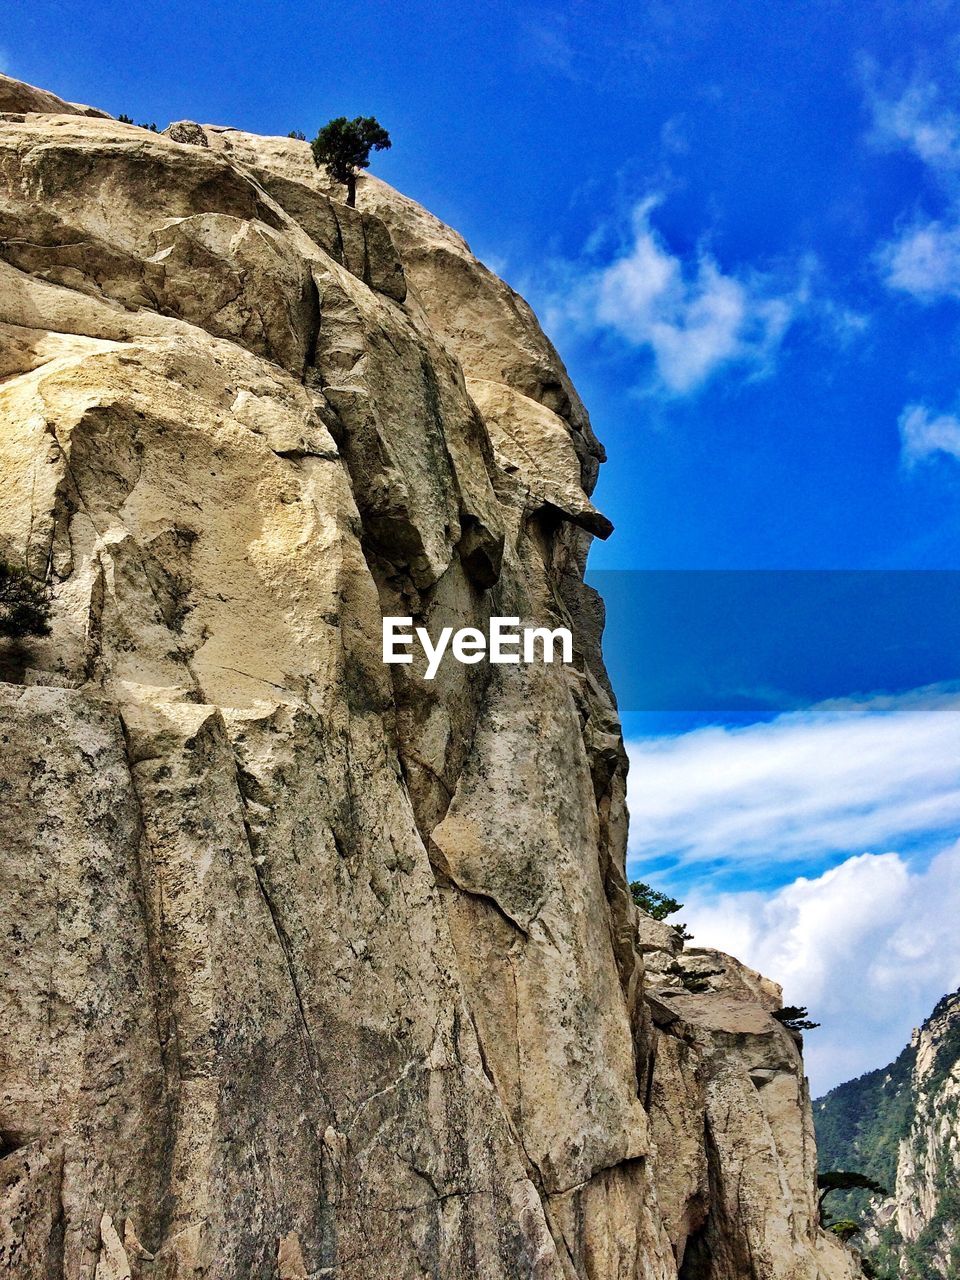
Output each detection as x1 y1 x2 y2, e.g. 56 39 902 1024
815 988 960 1278
0 74 856 1279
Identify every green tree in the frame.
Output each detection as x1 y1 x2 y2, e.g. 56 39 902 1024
680 966 724 993
630 881 682 920
629 881 693 940
311 116 391 207
0 561 51 641
829 1219 862 1244
818 1171 888 1218
773 1005 821 1032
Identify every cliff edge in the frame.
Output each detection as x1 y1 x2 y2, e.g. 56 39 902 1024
0 74 856 1280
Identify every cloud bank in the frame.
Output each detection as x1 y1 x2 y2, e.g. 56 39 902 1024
680 844 960 1093
626 688 960 1092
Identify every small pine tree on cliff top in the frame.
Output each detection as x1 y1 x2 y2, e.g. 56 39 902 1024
311 116 391 207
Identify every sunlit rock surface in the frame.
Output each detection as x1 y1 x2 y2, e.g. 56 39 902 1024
0 72 856 1280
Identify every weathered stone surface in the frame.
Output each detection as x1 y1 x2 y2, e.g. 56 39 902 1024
0 74 855 1280
466 377 613 538
354 173 606 492
161 121 408 302
646 953 860 1280
0 72 110 118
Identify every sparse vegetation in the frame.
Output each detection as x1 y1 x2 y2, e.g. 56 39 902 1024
772 1005 821 1032
680 966 724 994
630 880 693 940
0 561 51 641
117 113 158 131
287 129 306 141
828 1219 862 1244
310 116 391 207
814 1043 919 1277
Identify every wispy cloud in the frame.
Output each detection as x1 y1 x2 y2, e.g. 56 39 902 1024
899 403 960 465
544 196 805 395
878 219 960 299
659 114 690 156
869 74 960 302
681 844 960 1093
520 11 578 80
868 76 960 173
626 687 960 878
866 71 960 467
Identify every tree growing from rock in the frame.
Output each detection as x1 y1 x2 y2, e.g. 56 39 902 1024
630 880 693 940
679 965 724 994
817 1171 888 1217
630 880 682 920
773 1005 821 1032
311 116 391 207
828 1219 862 1244
0 561 51 641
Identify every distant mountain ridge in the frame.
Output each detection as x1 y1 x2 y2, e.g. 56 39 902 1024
814 989 960 1278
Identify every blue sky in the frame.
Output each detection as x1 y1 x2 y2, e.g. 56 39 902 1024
7 0 960 571
6 0 960 1089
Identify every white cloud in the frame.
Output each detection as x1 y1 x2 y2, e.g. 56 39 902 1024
626 688 960 872
546 197 801 395
899 403 960 465
681 844 960 1093
878 219 960 299
626 687 960 1090
870 79 960 172
869 78 960 174
866 73 960 457
869 77 960 303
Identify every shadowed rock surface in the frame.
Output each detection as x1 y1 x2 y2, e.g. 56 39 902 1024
0 73 857 1280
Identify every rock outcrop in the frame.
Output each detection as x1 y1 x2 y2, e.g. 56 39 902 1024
815 988 960 1278
0 74 856 1279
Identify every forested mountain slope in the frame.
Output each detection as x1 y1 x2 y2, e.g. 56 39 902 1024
815 990 960 1279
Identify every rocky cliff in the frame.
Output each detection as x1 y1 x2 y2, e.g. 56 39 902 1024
0 73 857 1280
815 989 960 1279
